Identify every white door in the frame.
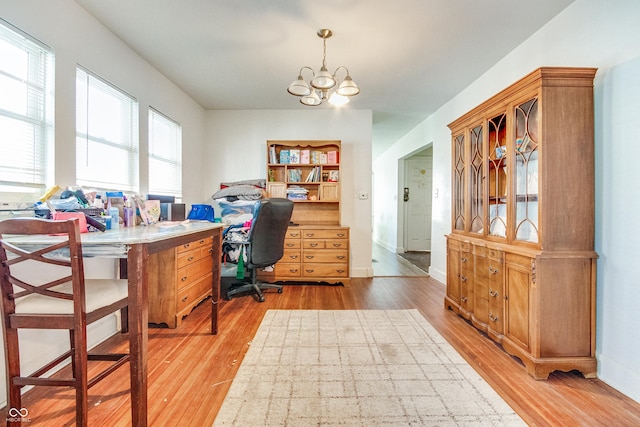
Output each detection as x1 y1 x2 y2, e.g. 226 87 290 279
404 150 432 251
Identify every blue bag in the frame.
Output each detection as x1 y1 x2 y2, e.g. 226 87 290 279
187 204 215 222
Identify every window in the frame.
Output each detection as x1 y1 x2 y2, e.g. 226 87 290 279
0 19 54 198
148 109 182 198
76 67 139 191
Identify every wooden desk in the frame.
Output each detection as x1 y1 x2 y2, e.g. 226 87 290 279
5 221 224 426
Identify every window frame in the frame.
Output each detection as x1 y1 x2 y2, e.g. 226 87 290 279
148 107 182 199
0 18 54 202
75 66 139 192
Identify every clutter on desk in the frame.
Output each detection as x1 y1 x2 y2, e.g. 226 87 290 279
3 185 224 233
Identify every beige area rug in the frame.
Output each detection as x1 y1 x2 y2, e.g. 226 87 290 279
213 309 525 426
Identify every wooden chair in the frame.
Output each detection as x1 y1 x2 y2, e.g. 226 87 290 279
0 217 130 426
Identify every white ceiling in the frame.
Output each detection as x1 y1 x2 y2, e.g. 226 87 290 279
74 0 574 158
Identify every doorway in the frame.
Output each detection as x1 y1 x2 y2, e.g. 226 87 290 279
402 147 433 253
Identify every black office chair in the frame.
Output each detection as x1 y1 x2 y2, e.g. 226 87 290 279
227 198 293 302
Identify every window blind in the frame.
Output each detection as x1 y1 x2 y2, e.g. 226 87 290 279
0 19 54 194
76 67 139 192
148 108 182 198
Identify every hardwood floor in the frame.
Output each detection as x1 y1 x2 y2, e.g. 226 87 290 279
10 260 640 426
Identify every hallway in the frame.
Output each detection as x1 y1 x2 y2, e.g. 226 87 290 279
372 242 428 276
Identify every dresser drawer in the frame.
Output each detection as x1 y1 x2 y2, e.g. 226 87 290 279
284 239 301 249
274 263 301 277
303 249 348 263
176 273 212 313
303 240 325 249
324 239 347 249
286 229 302 239
282 248 301 263
302 229 348 239
177 256 213 289
177 247 202 269
177 236 212 254
302 263 349 277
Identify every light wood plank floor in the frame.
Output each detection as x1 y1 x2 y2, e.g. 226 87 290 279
372 242 427 277
9 249 640 426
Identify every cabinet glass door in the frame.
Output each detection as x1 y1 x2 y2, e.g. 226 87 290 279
469 125 484 234
453 133 465 231
514 98 539 243
488 113 507 238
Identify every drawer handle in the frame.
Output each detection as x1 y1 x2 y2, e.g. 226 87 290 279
460 257 467 263
336 233 345 237
310 243 319 247
489 289 499 298
305 269 314 273
305 256 314 259
460 275 467 282
188 256 194 262
489 267 498 274
332 243 342 248
182 295 189 302
208 249 214 254
461 296 468 303
336 256 345 260
183 243 190 249
290 269 298 273
181 276 188 282
336 269 345 273
489 313 499 322
199 239 205 244
290 232 299 237
305 233 315 237
290 255 298 259
286 243 295 247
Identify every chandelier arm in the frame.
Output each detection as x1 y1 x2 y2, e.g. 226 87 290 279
332 66 351 78
299 66 315 78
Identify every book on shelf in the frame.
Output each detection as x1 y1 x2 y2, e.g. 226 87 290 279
328 170 339 182
304 166 321 182
288 168 302 182
289 149 300 164
269 145 277 164
300 149 310 164
286 185 308 200
279 149 290 164
327 150 339 164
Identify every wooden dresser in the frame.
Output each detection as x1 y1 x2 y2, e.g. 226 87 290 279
259 225 349 284
148 235 214 328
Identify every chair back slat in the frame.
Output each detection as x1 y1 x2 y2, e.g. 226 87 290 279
0 217 86 313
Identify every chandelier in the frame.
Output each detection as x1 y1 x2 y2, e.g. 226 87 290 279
287 29 360 106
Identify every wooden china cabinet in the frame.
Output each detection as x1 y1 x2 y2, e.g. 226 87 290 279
445 67 598 379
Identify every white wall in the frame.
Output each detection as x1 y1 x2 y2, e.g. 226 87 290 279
373 0 640 402
204 109 374 277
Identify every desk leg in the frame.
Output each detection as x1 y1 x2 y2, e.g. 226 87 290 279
128 244 149 426
211 229 221 335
